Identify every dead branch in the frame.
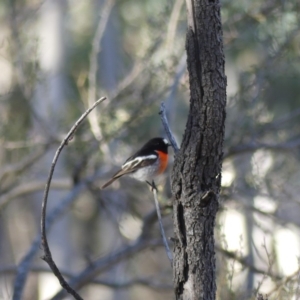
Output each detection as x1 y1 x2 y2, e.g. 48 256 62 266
40 97 106 300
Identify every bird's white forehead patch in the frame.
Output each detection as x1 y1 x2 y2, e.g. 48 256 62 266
163 138 169 145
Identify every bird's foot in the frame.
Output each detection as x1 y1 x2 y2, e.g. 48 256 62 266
146 180 157 192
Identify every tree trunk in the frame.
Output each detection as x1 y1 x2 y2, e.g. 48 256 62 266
171 0 226 299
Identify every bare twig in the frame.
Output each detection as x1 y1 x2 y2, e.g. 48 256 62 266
40 97 106 300
159 102 179 153
267 266 300 297
151 183 173 265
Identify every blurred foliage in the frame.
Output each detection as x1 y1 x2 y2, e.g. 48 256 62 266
0 0 300 299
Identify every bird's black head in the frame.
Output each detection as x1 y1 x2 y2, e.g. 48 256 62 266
142 137 170 153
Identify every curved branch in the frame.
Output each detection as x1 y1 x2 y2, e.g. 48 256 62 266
12 173 100 300
41 97 106 300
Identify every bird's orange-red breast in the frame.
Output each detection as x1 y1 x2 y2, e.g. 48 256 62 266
156 150 168 174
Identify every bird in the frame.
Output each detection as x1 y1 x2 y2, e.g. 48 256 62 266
101 137 170 189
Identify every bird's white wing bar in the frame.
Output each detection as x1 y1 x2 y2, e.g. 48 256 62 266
122 155 157 170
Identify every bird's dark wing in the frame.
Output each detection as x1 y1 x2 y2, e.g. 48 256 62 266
122 153 157 171
101 154 157 189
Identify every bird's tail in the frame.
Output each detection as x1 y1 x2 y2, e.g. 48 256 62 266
101 177 118 189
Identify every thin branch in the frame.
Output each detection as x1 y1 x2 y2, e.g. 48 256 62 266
50 206 171 299
165 0 184 52
8 0 32 99
140 204 171 240
40 97 106 300
0 179 71 210
150 183 173 265
3 265 172 290
0 139 53 149
0 146 48 184
159 102 179 153
110 61 143 100
13 236 41 300
164 53 186 130
260 107 300 132
8 0 56 137
13 173 100 300
267 267 300 297
224 139 300 159
89 277 172 290
87 0 114 142
50 239 162 300
215 245 281 280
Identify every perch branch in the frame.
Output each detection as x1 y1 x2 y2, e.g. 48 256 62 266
159 102 179 153
151 183 173 265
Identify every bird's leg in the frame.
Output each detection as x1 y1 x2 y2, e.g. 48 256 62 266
146 180 152 187
151 180 157 191
146 180 157 192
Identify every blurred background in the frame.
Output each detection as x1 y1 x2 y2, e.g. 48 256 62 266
0 0 300 299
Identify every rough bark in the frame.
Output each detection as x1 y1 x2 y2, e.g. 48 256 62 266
171 0 226 299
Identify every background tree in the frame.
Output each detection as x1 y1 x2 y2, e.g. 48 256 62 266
0 0 300 299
